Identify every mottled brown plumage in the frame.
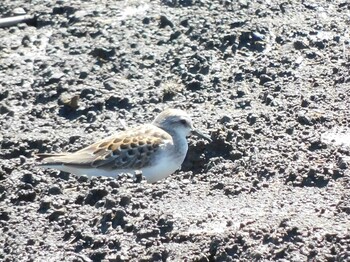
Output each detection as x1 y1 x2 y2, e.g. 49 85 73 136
37 124 172 170
36 108 211 182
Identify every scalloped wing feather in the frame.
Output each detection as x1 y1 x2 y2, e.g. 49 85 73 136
38 124 172 170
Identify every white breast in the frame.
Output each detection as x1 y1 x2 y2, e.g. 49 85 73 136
140 155 183 182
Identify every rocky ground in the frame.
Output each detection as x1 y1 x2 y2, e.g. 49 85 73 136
1 0 350 261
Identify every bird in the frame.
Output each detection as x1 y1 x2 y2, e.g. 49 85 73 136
36 108 211 183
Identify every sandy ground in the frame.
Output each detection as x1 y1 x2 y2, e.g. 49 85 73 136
1 0 350 261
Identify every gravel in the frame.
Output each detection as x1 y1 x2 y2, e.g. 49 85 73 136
1 0 350 261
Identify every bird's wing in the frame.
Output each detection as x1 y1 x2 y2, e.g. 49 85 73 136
36 125 173 170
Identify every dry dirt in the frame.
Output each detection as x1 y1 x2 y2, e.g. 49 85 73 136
1 0 350 261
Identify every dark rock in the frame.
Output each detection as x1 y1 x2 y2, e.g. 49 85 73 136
0 103 14 116
294 40 309 50
86 110 97 122
170 31 181 41
247 113 257 125
159 15 174 28
79 70 88 79
236 88 246 97
243 130 253 139
231 20 246 28
219 115 232 124
75 194 85 205
0 90 9 100
104 197 117 209
301 98 310 107
17 189 36 202
338 157 349 169
119 195 131 206
105 96 131 110
259 74 273 85
38 198 51 212
90 251 107 261
103 80 116 91
230 151 243 160
157 217 174 236
84 188 109 206
162 0 193 7
0 211 10 221
297 112 313 125
21 172 34 184
134 171 143 183
80 88 95 98
77 175 89 183
48 185 62 195
186 80 202 90
142 17 150 24
112 209 126 228
286 126 294 135
48 209 66 221
90 47 116 60
265 94 274 105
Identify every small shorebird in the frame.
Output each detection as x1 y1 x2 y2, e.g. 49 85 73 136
36 108 211 182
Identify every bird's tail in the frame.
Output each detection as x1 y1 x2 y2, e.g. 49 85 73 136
35 153 68 165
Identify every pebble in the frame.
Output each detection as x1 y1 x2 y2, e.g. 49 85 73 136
48 209 66 221
13 7 26 15
159 15 174 28
0 1 349 261
17 189 36 202
0 103 14 116
48 185 62 195
84 188 109 206
338 157 349 169
294 40 309 50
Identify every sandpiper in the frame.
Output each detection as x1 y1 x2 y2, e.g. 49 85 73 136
36 108 211 182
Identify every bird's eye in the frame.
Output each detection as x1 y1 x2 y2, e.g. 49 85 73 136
179 119 187 126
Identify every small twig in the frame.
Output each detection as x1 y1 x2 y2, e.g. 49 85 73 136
119 119 128 130
0 15 36 28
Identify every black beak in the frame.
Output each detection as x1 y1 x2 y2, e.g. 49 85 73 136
192 129 212 142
